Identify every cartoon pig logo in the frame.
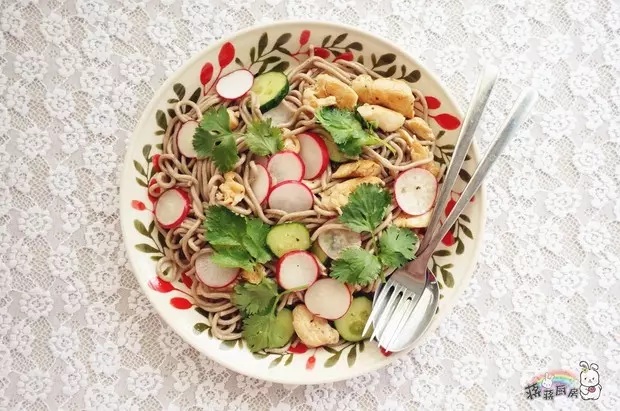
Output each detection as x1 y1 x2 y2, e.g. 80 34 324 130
579 361 602 400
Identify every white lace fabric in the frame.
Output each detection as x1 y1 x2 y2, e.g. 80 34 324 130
1 0 619 409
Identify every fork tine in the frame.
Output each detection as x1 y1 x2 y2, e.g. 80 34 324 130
362 280 392 337
370 284 403 342
381 293 416 351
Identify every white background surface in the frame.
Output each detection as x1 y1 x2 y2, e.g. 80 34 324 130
1 0 619 410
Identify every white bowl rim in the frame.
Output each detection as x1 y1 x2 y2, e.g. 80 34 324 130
119 19 487 384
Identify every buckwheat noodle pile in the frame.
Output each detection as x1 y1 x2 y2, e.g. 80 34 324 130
150 50 437 342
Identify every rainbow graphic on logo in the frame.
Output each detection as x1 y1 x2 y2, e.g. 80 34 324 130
530 369 578 390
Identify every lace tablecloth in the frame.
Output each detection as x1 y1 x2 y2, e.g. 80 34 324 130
1 0 619 410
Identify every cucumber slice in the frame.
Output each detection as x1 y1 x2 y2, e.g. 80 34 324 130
251 71 289 112
310 240 329 264
271 308 295 348
334 296 373 342
266 223 311 257
322 134 356 163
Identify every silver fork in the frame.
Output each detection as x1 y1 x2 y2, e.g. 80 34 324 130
364 68 539 352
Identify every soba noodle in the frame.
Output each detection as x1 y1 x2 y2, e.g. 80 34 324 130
152 51 434 340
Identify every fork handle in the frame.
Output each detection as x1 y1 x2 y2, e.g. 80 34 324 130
419 87 539 259
419 65 498 253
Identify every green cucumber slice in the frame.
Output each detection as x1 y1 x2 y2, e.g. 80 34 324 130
322 134 356 163
270 308 295 348
334 296 373 342
266 223 311 257
310 240 329 265
251 71 289 112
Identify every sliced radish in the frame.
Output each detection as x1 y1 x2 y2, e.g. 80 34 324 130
268 180 314 213
304 278 351 320
177 120 199 158
267 151 305 183
155 188 191 229
250 163 272 204
298 132 329 180
195 253 239 288
276 251 319 290
215 69 254 100
394 168 438 216
254 156 269 167
317 229 362 259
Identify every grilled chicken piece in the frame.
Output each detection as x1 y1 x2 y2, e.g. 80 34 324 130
332 160 381 179
292 305 339 348
356 104 405 132
405 117 435 141
302 87 337 108
319 176 383 212
393 210 433 228
303 74 358 110
352 74 415 118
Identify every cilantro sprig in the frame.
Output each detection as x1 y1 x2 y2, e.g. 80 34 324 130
193 107 239 173
330 184 418 285
193 109 283 172
204 205 272 272
244 118 283 156
315 107 385 156
232 278 304 352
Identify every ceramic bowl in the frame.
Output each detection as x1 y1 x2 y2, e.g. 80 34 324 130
120 21 485 384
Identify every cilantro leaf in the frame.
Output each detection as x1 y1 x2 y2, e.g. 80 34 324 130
210 247 254 272
213 134 239 172
205 205 246 246
192 107 240 172
378 226 418 268
242 309 293 352
242 218 272 264
330 247 382 285
204 206 273 271
339 184 391 233
316 107 377 156
245 119 284 156
232 278 279 316
242 313 278 352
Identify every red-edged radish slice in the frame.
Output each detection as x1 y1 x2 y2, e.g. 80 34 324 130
154 188 191 229
148 178 161 204
177 120 199 158
267 151 305 183
276 251 319 290
394 168 438 216
254 156 269 167
268 180 314 213
194 253 239 288
215 69 254 100
298 132 329 180
317 229 362 259
250 163 272 204
305 278 351 320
